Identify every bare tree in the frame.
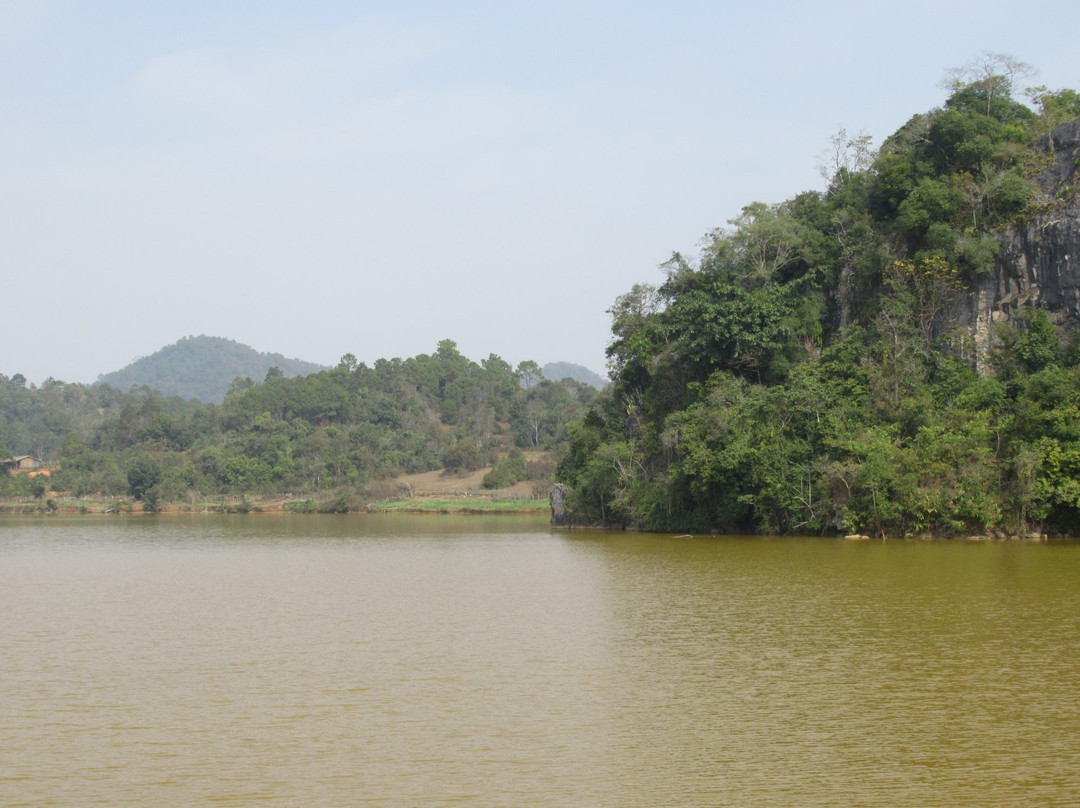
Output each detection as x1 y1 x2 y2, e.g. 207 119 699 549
818 126 875 185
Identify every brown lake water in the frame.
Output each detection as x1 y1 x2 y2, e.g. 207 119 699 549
2 514 1078 806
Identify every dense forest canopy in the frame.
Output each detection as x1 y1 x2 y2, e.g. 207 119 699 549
556 57 1080 537
1 340 594 510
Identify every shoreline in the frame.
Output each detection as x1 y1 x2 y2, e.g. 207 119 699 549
1 498 1062 540
0 496 550 517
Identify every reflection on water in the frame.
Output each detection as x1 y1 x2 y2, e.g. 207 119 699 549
2 516 1078 806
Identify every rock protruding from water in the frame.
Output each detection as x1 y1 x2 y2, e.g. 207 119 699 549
550 483 572 527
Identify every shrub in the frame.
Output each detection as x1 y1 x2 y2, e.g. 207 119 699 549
443 439 484 473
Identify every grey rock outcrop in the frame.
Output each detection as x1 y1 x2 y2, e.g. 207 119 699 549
967 117 1080 368
549 483 572 527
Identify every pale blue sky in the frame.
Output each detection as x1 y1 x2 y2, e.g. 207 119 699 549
3 1 1078 384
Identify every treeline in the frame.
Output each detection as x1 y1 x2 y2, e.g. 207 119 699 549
556 58 1080 537
0 340 595 508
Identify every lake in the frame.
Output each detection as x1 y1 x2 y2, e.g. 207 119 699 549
2 515 1078 806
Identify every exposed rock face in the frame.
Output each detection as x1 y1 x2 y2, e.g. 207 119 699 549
967 117 1080 368
549 483 572 527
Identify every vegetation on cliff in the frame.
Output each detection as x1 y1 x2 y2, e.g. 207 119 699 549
556 57 1080 537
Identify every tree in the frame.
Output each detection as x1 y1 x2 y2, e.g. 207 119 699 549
28 475 47 499
1026 86 1080 137
227 377 255 398
819 127 875 186
884 257 967 352
515 360 542 389
126 455 162 500
662 270 803 382
436 339 461 362
61 432 88 458
725 201 809 287
940 52 1036 117
443 438 484 473
1013 309 1060 373
606 281 663 387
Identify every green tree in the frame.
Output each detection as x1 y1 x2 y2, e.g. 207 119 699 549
515 360 543 389
127 455 163 500
606 281 663 389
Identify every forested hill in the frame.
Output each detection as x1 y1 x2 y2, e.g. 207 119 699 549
96 336 608 403
556 59 1080 538
98 335 328 403
1 340 594 508
541 362 607 389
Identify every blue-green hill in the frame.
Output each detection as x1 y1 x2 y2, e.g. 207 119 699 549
541 362 607 389
99 335 328 403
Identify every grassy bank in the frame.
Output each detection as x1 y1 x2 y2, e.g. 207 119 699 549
368 497 548 514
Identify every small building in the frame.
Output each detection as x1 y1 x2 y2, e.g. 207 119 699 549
2 455 46 472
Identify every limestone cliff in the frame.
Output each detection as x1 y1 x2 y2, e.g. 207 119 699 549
968 118 1080 367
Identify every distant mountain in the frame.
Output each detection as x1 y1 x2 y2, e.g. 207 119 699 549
541 362 607 389
98 335 328 403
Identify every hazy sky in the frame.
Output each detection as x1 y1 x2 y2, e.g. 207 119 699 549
3 1 1078 384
